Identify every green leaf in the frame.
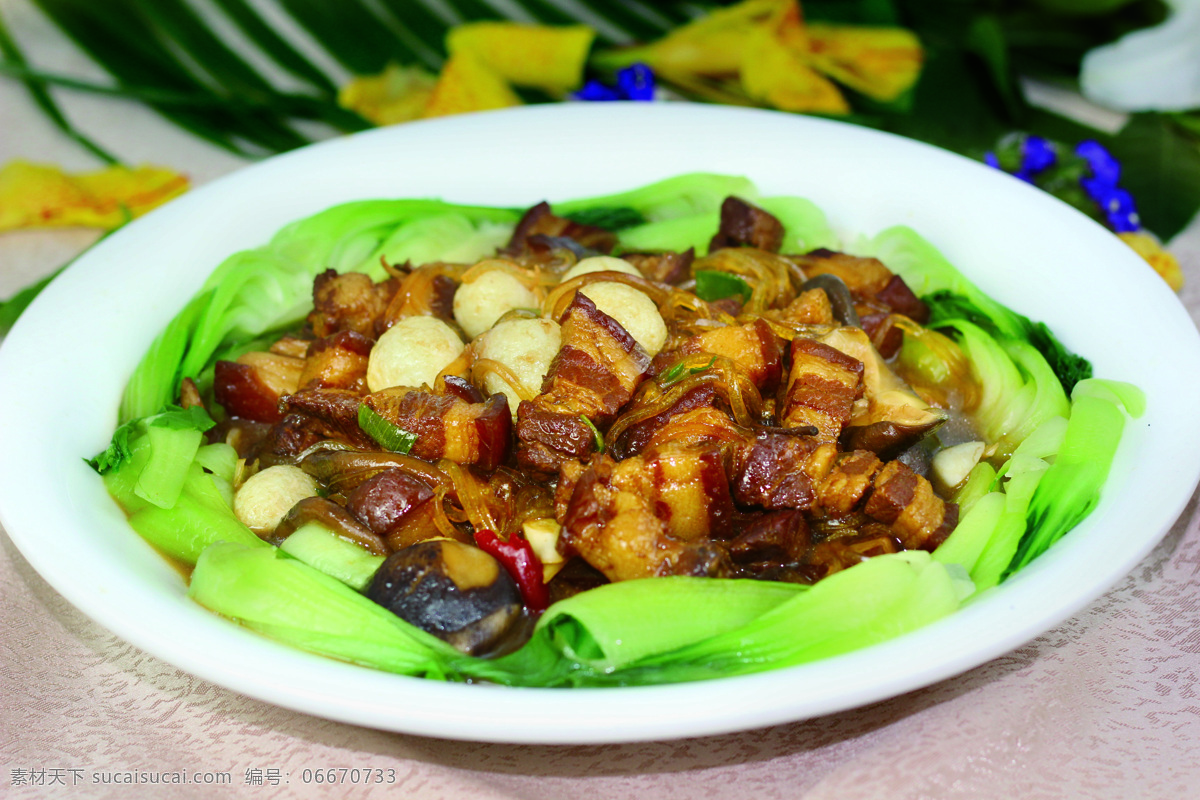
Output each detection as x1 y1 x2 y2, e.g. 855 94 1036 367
658 355 716 388
1005 379 1145 577
209 0 338 95
0 8 117 163
964 14 1022 120
0 267 61 335
88 417 140 474
276 0 415 75
1106 113 1200 241
561 206 647 231
694 270 752 303
805 0 900 25
358 405 417 454
190 542 454 675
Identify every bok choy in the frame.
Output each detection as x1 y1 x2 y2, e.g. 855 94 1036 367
92 173 1143 688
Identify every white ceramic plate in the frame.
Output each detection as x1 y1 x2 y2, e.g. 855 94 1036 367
2 104 1198 744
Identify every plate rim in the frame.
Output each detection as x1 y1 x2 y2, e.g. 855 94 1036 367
2 102 1199 744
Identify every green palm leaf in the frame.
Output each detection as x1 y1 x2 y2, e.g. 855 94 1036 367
6 0 689 160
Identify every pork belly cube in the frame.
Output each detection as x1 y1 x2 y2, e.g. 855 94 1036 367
709 197 785 253
777 288 835 326
308 269 392 338
863 460 959 550
560 445 735 582
817 450 884 517
516 293 650 473
298 330 372 393
674 318 784 392
791 250 893 298
363 388 511 471
503 201 617 257
732 431 838 511
780 337 864 441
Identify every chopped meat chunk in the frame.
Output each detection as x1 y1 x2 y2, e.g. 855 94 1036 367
728 509 811 568
623 249 694 284
817 450 883 516
874 274 929 323
673 319 783 392
308 269 391 338
561 445 735 582
709 197 785 252
780 338 864 441
344 468 435 538
516 293 650 473
503 202 617 257
281 389 377 450
298 330 372 393
793 250 893 297
612 385 726 458
379 268 457 331
215 361 281 423
776 288 835 326
863 460 959 550
363 388 511 471
732 430 838 510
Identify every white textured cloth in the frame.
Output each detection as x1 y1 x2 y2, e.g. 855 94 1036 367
3 1 1200 796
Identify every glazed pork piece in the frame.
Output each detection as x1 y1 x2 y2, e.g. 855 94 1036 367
670 318 783 392
363 388 511 471
515 292 650 474
558 444 735 582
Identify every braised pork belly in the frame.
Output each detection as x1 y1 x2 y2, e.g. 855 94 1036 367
210 193 968 620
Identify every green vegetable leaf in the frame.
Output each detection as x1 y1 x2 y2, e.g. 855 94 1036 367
87 417 140 474
694 270 752 303
1005 379 1145 577
190 542 454 675
924 290 1093 393
87 404 214 474
0 269 61 336
150 404 217 433
561 206 647 231
358 405 417 453
1106 113 1200 241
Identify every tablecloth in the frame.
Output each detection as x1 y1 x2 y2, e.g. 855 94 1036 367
4 1 1200 796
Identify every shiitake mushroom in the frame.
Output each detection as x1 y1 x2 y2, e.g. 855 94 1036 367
367 539 525 657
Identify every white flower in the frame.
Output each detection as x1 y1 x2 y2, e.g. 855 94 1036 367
1080 0 1200 112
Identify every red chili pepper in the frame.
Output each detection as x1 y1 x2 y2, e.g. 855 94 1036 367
474 529 550 612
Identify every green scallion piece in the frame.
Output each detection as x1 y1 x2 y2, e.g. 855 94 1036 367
580 415 604 454
659 355 717 388
358 405 417 454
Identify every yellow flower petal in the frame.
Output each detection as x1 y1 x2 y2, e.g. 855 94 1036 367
0 160 188 231
1118 231 1184 291
805 23 923 102
741 25 849 114
421 52 522 119
338 63 437 126
594 0 785 78
447 23 595 96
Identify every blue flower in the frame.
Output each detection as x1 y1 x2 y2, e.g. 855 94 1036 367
1021 136 1056 174
1075 140 1121 186
574 81 623 101
1075 140 1139 232
616 64 656 101
1094 186 1141 233
574 63 656 102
